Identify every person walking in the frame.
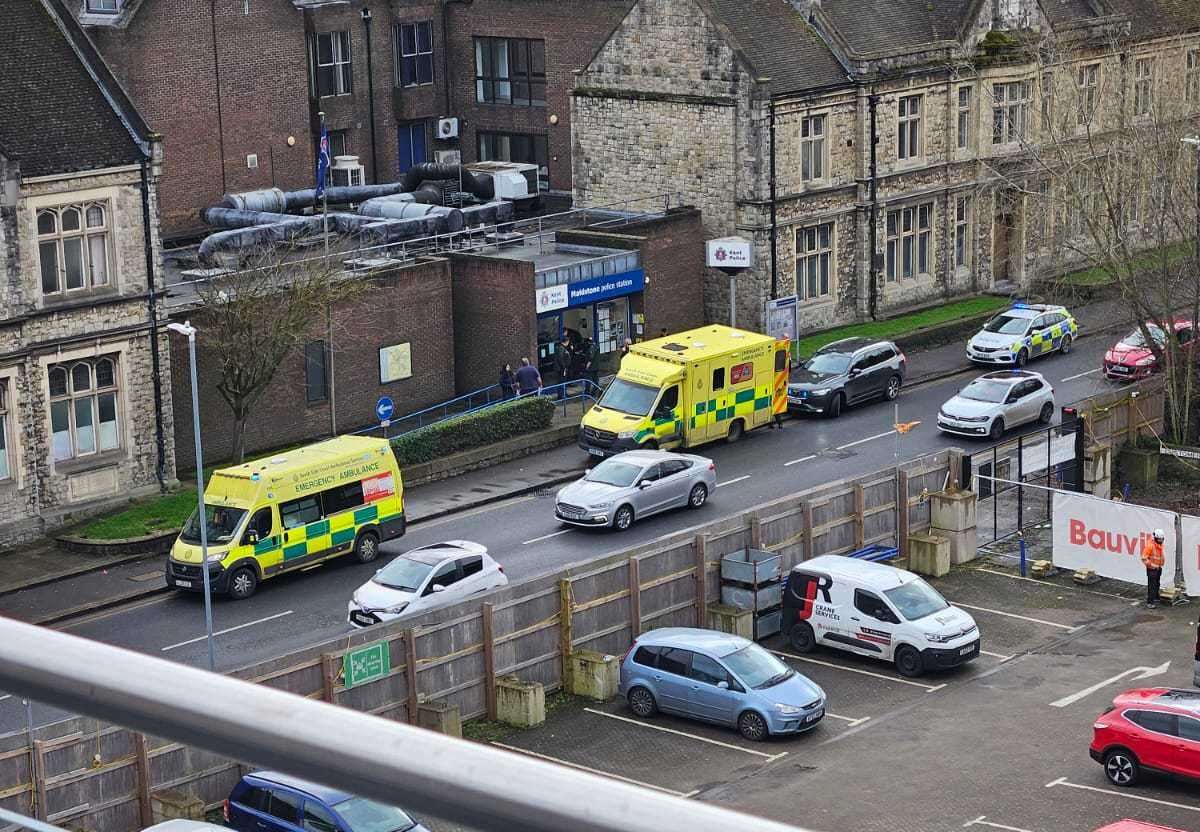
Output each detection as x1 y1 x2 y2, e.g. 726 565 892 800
515 357 542 396
499 364 517 400
1142 528 1166 608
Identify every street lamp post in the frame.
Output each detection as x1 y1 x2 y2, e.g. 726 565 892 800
167 321 216 672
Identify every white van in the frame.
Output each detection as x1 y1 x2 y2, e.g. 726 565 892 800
781 555 980 677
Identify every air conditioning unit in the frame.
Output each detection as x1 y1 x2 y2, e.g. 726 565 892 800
436 117 460 140
331 155 364 187
435 149 462 164
467 161 539 202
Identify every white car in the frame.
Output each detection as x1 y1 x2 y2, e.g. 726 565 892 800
966 303 1078 366
936 370 1055 441
347 540 507 628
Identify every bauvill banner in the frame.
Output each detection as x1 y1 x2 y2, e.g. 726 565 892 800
1052 492 1177 587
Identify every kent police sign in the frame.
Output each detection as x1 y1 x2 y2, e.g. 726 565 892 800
535 269 644 314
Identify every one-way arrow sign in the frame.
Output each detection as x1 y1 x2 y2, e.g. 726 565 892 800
1050 661 1171 708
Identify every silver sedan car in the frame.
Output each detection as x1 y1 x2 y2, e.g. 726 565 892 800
937 370 1055 441
555 450 717 531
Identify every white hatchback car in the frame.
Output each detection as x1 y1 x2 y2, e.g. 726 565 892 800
347 540 507 628
937 370 1055 441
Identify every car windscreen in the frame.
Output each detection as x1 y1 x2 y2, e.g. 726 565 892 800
598 378 660 417
373 557 435 592
958 379 1011 403
884 577 950 621
180 505 247 545
722 643 795 689
332 797 417 832
584 460 643 488
1123 325 1165 348
982 313 1030 335
803 352 852 375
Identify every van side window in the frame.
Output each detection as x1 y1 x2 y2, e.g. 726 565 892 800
280 496 321 529
712 367 725 391
633 646 660 668
239 786 271 813
267 790 301 825
244 508 273 544
854 589 895 622
323 480 365 515
658 385 679 415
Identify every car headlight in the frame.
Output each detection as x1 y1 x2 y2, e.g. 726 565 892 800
616 429 639 439
381 602 409 615
810 388 831 396
925 632 950 643
1135 357 1156 366
774 703 804 715
585 504 609 511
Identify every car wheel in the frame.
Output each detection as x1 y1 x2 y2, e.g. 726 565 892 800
613 504 635 531
789 621 816 653
228 566 258 600
1015 348 1029 367
353 531 380 564
738 710 769 742
885 375 901 401
827 393 844 418
894 644 924 678
642 439 659 451
1060 334 1073 354
627 686 657 718
1104 749 1140 787
989 418 1005 441
726 419 744 443
1039 402 1054 425
688 483 708 509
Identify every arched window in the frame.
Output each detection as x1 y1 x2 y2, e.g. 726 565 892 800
36 201 112 297
48 357 120 461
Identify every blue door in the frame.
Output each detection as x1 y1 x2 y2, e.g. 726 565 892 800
398 123 427 173
687 652 741 725
651 647 693 715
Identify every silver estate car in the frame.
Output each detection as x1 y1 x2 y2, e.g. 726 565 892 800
555 450 716 531
937 370 1055 441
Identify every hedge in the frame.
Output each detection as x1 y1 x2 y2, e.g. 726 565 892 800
390 395 557 465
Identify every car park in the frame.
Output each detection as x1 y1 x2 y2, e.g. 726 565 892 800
967 303 1077 367
782 555 979 677
936 370 1055 440
347 540 507 628
555 449 716 531
619 627 825 741
1090 687 1200 787
786 337 906 418
225 770 427 832
1103 320 1195 380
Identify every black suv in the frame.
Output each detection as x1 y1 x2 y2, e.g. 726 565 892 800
787 338 906 418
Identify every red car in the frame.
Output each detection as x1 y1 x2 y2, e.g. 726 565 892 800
1103 320 1194 380
1090 687 1200 786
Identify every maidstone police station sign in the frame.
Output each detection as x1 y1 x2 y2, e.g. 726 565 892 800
536 269 645 314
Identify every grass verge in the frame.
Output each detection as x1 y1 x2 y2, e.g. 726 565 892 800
1060 241 1192 287
74 466 217 540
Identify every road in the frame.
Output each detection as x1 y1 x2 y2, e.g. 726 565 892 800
0 339 1123 732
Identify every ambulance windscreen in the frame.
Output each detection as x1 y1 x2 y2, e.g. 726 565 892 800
598 378 659 417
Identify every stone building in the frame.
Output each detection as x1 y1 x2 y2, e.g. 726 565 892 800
573 0 1200 332
0 0 174 546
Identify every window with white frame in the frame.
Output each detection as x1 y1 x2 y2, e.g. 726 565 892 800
800 114 826 182
395 21 434 87
957 87 971 150
795 223 833 300
85 0 120 11
48 357 120 462
1186 50 1199 104
886 203 933 280
953 197 970 269
1134 58 1154 117
992 80 1030 144
37 202 111 297
897 95 922 161
309 31 352 98
1077 64 1099 126
0 380 10 481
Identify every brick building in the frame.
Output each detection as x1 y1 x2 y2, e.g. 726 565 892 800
74 0 634 242
0 0 173 546
573 0 1200 333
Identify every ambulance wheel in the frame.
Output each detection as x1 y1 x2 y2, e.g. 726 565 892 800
627 686 657 718
353 531 380 564
1039 402 1054 425
726 419 744 443
826 393 843 418
894 645 924 678
1104 748 1140 786
1015 348 1029 367
613 504 635 531
738 711 769 742
688 483 708 509
228 566 258 601
789 621 816 653
1060 334 1073 354
642 439 659 451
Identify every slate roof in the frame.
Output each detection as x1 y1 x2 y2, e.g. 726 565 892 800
0 0 148 178
699 0 849 95
819 0 971 55
1106 0 1200 38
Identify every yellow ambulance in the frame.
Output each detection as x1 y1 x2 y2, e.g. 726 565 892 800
166 436 405 599
579 325 790 457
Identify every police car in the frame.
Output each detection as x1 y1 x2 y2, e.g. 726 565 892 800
966 303 1078 367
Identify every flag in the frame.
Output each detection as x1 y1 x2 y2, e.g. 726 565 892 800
315 123 331 199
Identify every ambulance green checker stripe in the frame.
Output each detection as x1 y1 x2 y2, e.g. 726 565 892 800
257 503 403 562
689 385 773 428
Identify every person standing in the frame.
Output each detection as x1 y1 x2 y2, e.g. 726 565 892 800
554 337 573 386
515 357 542 396
499 364 517 400
1142 528 1166 608
583 337 599 386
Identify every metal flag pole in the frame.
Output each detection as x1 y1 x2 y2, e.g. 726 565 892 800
319 111 337 437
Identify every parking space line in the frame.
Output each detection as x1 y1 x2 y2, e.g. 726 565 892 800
491 742 691 797
1061 368 1101 382
717 475 751 488
836 430 896 451
160 610 293 651
582 708 785 760
950 602 1081 632
978 649 1013 660
784 454 817 467
521 529 572 545
971 567 1135 601
1045 776 1200 813
769 650 942 692
963 817 1035 831
825 712 871 728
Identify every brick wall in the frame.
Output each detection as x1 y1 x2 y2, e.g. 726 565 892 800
448 252 536 394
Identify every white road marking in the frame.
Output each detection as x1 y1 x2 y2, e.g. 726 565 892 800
971 567 1134 601
1049 661 1171 708
1045 776 1200 813
963 816 1035 831
1061 367 1101 382
978 649 1013 660
0 695 10 703
717 475 752 488
161 610 293 652
521 529 573 545
583 708 785 760
784 454 817 467
492 742 692 797
769 650 943 692
836 430 897 451
950 602 1081 632
825 712 871 728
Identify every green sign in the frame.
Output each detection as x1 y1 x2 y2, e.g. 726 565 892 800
343 641 390 689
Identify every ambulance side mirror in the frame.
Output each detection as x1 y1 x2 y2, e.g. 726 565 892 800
245 530 259 545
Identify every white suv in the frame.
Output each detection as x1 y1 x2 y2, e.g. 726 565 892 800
937 370 1055 441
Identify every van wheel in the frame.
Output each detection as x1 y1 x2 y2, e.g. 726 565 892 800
789 622 816 653
894 645 924 678
354 531 380 564
738 711 769 742
726 420 744 443
228 566 258 600
1104 749 1140 786
627 686 657 718
613 505 635 531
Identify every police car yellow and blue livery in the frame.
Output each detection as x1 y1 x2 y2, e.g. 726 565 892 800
966 303 1078 367
166 436 405 599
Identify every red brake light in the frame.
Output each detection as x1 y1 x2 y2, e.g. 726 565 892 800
223 800 231 823
707 462 715 471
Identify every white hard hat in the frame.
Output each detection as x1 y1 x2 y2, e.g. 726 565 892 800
1153 528 1165 541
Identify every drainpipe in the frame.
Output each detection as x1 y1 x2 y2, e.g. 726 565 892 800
361 7 379 184
140 145 168 490
867 90 880 320
769 98 778 300
209 0 228 194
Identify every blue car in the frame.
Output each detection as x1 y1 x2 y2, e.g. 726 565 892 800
224 771 428 832
619 627 825 741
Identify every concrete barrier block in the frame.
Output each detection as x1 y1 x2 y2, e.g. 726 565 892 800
1084 444 1112 499
150 790 205 823
930 489 976 534
706 603 754 639
567 650 619 701
907 533 950 578
495 675 545 728
1030 559 1055 577
937 527 978 565
417 699 463 737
